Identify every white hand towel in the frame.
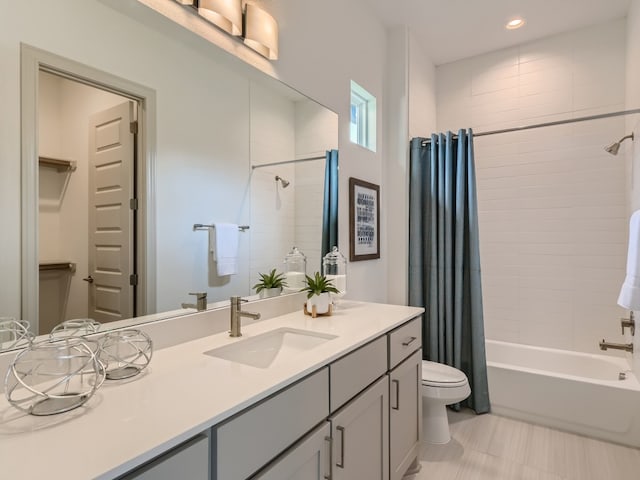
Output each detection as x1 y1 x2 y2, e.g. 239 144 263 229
210 223 239 276
618 210 640 309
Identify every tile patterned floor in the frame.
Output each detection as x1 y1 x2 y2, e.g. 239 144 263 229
407 410 640 480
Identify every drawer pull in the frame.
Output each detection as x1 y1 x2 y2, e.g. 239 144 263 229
336 426 346 469
402 336 417 347
391 379 400 410
324 435 333 479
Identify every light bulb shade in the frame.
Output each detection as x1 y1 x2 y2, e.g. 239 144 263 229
198 0 243 36
243 4 279 60
175 0 194 5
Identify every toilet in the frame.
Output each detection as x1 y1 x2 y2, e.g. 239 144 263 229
421 360 471 444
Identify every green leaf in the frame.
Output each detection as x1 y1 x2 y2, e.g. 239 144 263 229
253 269 287 292
299 271 340 298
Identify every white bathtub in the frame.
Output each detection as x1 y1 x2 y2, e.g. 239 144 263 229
486 339 640 447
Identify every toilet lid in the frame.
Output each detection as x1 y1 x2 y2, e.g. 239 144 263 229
422 360 468 385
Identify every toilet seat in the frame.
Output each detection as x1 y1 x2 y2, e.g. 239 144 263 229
423 378 468 388
421 360 468 387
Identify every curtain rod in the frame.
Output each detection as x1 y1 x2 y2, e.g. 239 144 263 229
251 155 326 169
420 108 640 146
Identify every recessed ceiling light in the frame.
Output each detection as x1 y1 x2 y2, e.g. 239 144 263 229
506 18 525 30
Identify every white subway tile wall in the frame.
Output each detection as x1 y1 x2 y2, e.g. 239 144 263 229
436 19 629 353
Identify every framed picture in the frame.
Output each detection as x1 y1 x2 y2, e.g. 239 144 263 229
349 177 380 261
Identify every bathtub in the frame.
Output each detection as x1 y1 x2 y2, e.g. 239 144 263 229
486 339 640 447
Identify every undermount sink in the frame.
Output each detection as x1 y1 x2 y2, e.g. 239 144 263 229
204 327 338 369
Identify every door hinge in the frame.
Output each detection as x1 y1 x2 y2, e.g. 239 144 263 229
130 121 138 134
129 274 138 286
130 198 138 210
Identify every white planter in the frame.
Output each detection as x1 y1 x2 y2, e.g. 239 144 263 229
259 287 282 299
306 292 331 315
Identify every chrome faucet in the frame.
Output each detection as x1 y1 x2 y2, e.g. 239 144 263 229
181 292 207 311
599 339 634 353
229 296 261 337
621 311 636 336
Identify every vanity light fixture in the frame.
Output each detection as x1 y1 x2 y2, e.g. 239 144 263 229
243 3 279 60
198 0 243 36
506 17 525 30
173 0 279 60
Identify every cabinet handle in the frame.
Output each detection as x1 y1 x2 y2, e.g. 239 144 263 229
324 435 333 480
402 336 417 347
336 426 345 469
392 379 400 410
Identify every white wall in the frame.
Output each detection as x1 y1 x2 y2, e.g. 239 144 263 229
384 27 438 305
626 0 640 371
437 19 629 354
408 34 437 141
263 0 390 302
627 0 640 212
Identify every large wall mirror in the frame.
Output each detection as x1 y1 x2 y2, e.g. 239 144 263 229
3 0 338 349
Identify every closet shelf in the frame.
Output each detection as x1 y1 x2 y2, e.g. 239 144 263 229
38 156 77 172
39 262 76 273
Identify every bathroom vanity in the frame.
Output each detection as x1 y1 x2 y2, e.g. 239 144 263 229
0 301 423 480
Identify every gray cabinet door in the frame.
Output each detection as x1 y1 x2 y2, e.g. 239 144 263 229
330 375 389 480
389 349 422 480
253 422 331 480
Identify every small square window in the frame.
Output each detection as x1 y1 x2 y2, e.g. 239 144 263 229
350 80 376 152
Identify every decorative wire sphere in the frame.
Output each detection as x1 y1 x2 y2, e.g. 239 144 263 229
5 337 105 416
49 318 101 340
98 329 153 381
0 318 34 350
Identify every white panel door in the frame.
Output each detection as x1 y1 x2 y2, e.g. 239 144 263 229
330 375 389 480
88 101 135 322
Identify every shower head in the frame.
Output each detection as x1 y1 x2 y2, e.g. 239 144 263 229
605 133 634 155
275 175 290 188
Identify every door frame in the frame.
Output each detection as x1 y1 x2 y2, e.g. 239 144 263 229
21 44 157 334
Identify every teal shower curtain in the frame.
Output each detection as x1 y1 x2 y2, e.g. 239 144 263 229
321 150 339 258
409 130 490 414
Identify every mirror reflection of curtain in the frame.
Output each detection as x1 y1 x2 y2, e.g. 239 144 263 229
321 150 339 258
408 131 490 414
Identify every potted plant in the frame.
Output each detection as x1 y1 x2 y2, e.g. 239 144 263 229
301 272 340 315
253 269 287 299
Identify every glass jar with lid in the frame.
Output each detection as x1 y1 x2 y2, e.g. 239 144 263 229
322 246 347 300
283 246 307 292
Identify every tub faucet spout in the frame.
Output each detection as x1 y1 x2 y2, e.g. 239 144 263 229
599 339 633 353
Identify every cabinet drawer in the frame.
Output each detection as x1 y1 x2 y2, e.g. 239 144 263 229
330 336 387 412
121 435 209 480
213 368 329 480
388 317 422 370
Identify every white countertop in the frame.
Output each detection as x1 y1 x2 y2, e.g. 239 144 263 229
0 301 423 479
